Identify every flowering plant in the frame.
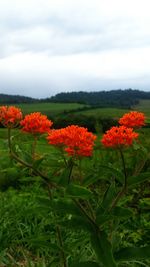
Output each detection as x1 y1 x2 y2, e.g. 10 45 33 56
47 125 96 157
0 105 22 128
119 111 146 128
1 105 150 267
20 112 53 135
101 125 138 148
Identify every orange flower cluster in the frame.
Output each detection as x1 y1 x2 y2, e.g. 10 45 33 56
119 111 146 128
0 106 23 128
101 125 138 148
20 112 53 134
47 125 96 157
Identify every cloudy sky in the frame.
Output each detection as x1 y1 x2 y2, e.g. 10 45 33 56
0 0 150 98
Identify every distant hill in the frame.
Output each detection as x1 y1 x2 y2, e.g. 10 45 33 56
0 94 38 104
1 89 150 109
49 89 150 108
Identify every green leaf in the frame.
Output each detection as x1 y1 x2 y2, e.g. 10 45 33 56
82 166 123 187
128 172 150 187
36 196 51 208
27 239 58 249
82 173 109 187
61 216 92 232
69 261 101 267
96 207 133 225
101 182 116 210
36 197 82 216
96 214 112 225
32 157 45 168
17 149 33 164
114 246 150 261
1 167 19 178
20 175 42 183
145 118 150 123
66 184 92 199
58 168 72 186
91 231 117 267
111 206 133 218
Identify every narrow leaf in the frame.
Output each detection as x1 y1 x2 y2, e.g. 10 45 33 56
61 216 92 232
128 172 150 187
101 182 116 210
91 231 117 267
58 168 72 186
36 197 82 216
32 157 45 168
66 184 92 199
111 206 133 218
114 246 150 261
69 261 101 267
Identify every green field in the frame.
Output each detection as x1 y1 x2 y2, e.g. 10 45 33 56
1 99 150 120
74 100 150 119
14 102 87 116
76 107 129 118
133 99 150 116
0 119 150 266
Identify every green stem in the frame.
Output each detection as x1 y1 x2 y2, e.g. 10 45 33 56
119 148 127 191
86 200 96 221
73 199 98 230
56 225 68 267
7 127 56 188
47 184 67 267
110 148 127 210
68 160 74 184
7 128 67 266
32 135 37 160
7 127 12 154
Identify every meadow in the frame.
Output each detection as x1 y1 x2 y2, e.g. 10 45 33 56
14 102 87 116
0 102 150 267
133 99 150 116
10 99 150 120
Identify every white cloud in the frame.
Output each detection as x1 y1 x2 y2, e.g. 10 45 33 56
0 0 150 97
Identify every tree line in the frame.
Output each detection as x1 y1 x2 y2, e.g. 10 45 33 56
1 89 150 108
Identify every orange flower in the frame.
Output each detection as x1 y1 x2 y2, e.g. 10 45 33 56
119 111 146 128
101 126 138 148
47 125 96 157
47 128 67 147
20 112 53 134
0 106 23 128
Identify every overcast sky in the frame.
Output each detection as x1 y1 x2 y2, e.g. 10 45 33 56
0 0 150 98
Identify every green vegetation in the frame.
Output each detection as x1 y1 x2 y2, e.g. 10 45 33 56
0 93 37 104
14 102 88 116
0 123 150 266
76 107 129 118
49 89 150 108
0 94 150 266
2 89 150 110
133 99 150 116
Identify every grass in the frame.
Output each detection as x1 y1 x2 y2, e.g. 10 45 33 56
1 99 150 120
14 102 87 116
133 99 150 116
75 99 150 119
0 126 150 266
76 107 129 118
0 101 150 266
